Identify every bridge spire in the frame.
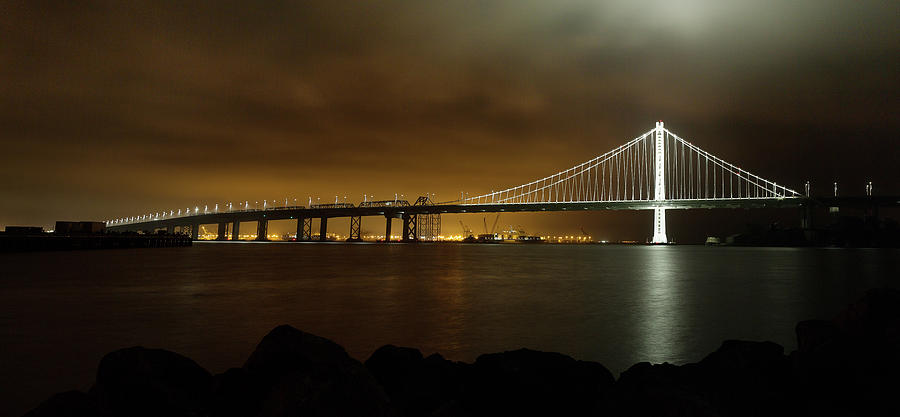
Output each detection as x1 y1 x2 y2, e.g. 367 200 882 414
652 121 668 243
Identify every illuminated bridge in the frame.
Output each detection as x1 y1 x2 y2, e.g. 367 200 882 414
106 122 896 242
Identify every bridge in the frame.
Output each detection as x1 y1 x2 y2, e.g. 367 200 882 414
105 122 897 242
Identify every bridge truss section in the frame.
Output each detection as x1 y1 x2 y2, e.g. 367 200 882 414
413 195 441 241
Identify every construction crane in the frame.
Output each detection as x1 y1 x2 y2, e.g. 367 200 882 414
490 214 501 234
481 214 501 234
459 220 472 237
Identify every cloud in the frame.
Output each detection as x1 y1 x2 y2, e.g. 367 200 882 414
1 1 897 238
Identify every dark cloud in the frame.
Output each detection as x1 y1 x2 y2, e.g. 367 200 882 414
1 1 897 240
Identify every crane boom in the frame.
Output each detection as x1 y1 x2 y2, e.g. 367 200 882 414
459 220 472 236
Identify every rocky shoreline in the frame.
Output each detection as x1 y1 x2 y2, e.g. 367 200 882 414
25 288 899 417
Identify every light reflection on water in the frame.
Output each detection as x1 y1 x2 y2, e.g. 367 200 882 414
636 246 683 364
0 243 897 415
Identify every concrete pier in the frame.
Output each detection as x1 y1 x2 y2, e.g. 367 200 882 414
256 219 268 241
217 223 227 241
319 217 328 241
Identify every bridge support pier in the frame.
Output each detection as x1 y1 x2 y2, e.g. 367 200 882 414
190 224 199 241
800 204 813 230
216 223 227 241
231 221 240 241
348 216 362 241
402 213 418 242
256 219 268 241
319 217 328 241
384 216 392 242
296 218 312 241
652 208 667 244
166 225 175 235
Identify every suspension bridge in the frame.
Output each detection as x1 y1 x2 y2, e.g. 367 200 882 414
105 122 894 242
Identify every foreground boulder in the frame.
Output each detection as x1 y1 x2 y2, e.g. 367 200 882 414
614 340 792 417
244 324 393 417
22 391 98 417
90 346 212 417
365 345 468 416
614 361 715 417
465 348 615 416
209 367 266 417
792 288 900 417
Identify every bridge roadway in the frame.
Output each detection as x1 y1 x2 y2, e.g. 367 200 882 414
105 195 898 242
103 197 799 241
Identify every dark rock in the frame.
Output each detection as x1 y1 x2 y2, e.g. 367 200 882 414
796 320 840 354
90 346 212 417
210 367 266 417
244 324 393 417
365 345 425 391
22 391 99 417
695 340 792 416
614 341 792 417
792 288 900 417
614 361 715 417
365 346 468 417
464 348 614 416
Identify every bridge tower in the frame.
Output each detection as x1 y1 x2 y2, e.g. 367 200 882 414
652 121 668 244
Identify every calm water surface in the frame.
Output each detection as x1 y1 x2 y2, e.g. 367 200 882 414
1 242 898 415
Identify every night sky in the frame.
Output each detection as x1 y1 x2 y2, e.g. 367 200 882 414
2 1 897 241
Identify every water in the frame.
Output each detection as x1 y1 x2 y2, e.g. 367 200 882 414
1 242 897 415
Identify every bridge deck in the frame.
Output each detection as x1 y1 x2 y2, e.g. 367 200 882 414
107 197 817 232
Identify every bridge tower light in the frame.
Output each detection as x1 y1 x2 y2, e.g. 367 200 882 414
652 121 668 244
805 181 810 197
834 182 838 197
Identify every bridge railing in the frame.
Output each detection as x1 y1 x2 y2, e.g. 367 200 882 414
358 200 410 208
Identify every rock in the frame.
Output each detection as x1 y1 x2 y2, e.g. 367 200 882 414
365 345 425 392
209 367 266 417
464 348 614 416
90 346 212 417
365 346 468 417
792 288 900 417
796 320 840 354
614 362 715 417
22 390 99 417
613 341 791 417
244 325 393 417
695 340 791 416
